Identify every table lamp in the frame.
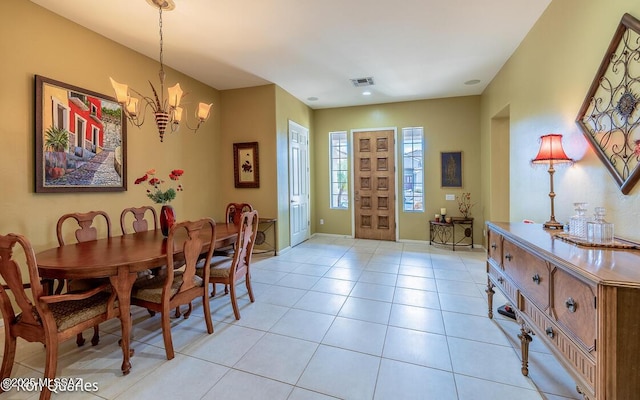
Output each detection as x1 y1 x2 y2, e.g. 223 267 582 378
532 134 573 229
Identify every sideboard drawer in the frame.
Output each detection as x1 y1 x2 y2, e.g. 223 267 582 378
487 229 503 266
551 268 597 352
503 239 550 310
524 301 596 393
488 262 518 303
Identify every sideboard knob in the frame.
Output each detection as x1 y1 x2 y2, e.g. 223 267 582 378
532 274 541 284
565 297 577 313
546 327 555 338
505 253 513 261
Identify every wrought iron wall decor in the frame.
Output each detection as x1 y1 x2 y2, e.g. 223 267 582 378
576 13 640 194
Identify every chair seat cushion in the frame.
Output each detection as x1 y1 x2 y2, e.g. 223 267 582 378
48 291 116 332
131 273 203 304
196 256 233 279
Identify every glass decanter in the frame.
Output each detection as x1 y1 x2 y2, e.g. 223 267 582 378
569 202 588 239
587 207 614 244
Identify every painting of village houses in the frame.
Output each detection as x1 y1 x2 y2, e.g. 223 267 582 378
35 75 126 192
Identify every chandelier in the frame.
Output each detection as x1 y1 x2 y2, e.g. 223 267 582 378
110 0 212 142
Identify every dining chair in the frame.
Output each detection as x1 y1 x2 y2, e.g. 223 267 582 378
120 205 158 234
212 203 253 294
56 210 112 346
130 218 215 360
202 210 258 320
0 233 119 400
225 203 254 226
120 206 185 317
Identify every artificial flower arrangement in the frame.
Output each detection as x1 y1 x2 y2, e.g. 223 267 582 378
456 192 475 218
135 168 184 204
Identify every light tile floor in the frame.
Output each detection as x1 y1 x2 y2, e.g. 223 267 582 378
2 236 581 399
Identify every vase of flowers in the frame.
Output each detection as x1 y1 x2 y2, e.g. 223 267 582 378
135 168 184 236
456 192 475 219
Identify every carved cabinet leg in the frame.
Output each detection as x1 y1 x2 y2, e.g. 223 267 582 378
486 280 495 319
517 324 533 376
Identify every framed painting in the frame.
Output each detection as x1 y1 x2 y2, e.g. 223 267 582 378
233 142 260 188
35 75 127 193
441 151 462 188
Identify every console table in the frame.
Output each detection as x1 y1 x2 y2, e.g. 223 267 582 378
486 221 640 400
254 217 277 255
429 217 473 251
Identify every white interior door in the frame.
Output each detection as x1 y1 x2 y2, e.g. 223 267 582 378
289 120 310 247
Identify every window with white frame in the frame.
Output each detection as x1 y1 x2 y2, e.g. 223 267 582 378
402 127 424 211
330 131 349 209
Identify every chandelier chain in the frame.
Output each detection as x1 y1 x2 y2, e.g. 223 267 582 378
158 6 165 84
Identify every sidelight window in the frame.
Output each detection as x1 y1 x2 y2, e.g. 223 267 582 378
402 127 424 211
330 131 349 209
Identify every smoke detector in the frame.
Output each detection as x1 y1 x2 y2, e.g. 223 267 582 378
350 77 375 87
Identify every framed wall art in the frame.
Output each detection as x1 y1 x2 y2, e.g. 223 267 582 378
441 151 463 188
35 75 127 193
576 13 640 195
233 141 260 188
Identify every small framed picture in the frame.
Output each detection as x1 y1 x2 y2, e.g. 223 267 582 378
441 151 462 188
233 142 260 188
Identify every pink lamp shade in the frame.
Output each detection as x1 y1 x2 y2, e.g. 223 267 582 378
532 134 573 164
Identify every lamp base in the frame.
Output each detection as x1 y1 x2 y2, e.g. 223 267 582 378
542 220 564 230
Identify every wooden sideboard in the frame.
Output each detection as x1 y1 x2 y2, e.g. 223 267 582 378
485 222 640 400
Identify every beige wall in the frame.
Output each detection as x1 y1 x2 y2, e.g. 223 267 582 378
481 0 640 242
314 97 482 242
219 85 277 221
275 86 314 250
2 1 221 252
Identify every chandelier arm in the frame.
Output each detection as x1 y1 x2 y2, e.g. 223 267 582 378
179 113 205 133
123 100 156 128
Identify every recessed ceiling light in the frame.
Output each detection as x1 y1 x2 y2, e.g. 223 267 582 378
362 91 372 96
464 79 481 85
307 97 318 101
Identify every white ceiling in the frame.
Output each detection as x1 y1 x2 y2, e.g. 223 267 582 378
30 0 551 109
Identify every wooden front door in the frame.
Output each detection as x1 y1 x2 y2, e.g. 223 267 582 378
354 130 396 241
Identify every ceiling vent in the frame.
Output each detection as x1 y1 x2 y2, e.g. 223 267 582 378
350 77 375 87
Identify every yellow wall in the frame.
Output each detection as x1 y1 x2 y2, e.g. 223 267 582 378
1 1 222 252
219 85 277 220
219 85 313 252
481 0 640 241
314 97 482 242
275 86 314 249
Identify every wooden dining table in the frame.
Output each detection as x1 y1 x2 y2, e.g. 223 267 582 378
35 223 238 375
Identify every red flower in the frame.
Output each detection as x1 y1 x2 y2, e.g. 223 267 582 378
137 168 185 204
134 174 148 184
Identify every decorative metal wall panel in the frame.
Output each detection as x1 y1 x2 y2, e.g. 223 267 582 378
576 13 640 194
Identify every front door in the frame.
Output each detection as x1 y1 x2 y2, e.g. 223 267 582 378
289 120 310 247
353 130 396 241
